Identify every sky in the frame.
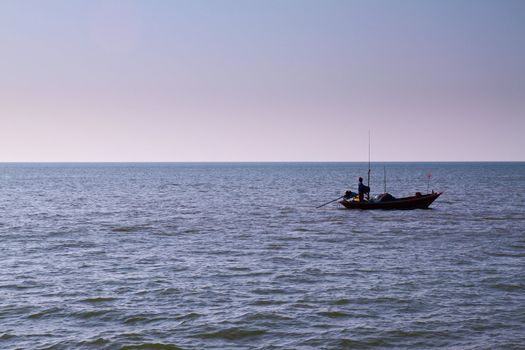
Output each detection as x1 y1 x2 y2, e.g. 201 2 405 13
1 0 524 161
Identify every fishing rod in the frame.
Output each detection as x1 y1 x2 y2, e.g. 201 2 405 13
316 195 344 209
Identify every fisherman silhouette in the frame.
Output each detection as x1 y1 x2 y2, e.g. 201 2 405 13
358 177 370 201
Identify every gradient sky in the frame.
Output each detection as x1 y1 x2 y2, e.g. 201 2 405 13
1 0 524 161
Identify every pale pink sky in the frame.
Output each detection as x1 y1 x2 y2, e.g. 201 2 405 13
1 0 524 161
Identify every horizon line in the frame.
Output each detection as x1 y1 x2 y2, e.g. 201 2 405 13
0 160 524 164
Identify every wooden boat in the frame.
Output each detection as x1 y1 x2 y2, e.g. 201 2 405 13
339 191 442 210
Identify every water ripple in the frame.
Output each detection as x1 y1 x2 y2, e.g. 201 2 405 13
1 162 524 349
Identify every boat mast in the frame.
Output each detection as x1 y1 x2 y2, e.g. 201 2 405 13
384 165 386 193
367 130 371 199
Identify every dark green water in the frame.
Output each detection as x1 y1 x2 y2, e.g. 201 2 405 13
0 162 524 349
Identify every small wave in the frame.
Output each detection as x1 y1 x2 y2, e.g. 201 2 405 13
123 315 163 325
111 226 147 233
509 243 525 249
159 183 180 188
489 283 524 292
189 182 208 187
158 287 181 296
245 312 293 321
251 299 286 306
121 343 184 350
485 251 525 258
80 297 116 303
227 266 250 271
0 333 15 340
270 256 294 264
266 243 284 250
318 311 348 318
279 207 295 214
290 302 315 309
339 338 378 347
332 298 351 305
28 307 62 319
78 338 110 347
0 283 31 290
76 309 111 319
298 252 328 259
60 240 97 248
480 216 516 221
277 235 303 241
181 228 200 234
378 328 450 345
198 327 266 340
175 312 202 320
252 287 288 295
353 296 410 305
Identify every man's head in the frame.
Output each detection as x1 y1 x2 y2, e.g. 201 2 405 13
359 177 363 182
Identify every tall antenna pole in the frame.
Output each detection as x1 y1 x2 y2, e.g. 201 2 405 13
384 165 386 193
367 130 371 199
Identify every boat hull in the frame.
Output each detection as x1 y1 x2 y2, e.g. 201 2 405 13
339 192 442 210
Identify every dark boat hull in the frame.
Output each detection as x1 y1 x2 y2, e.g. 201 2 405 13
339 192 442 210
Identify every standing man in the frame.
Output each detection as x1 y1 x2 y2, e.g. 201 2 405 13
358 177 370 201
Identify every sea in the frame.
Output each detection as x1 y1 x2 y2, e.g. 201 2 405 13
0 162 524 350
